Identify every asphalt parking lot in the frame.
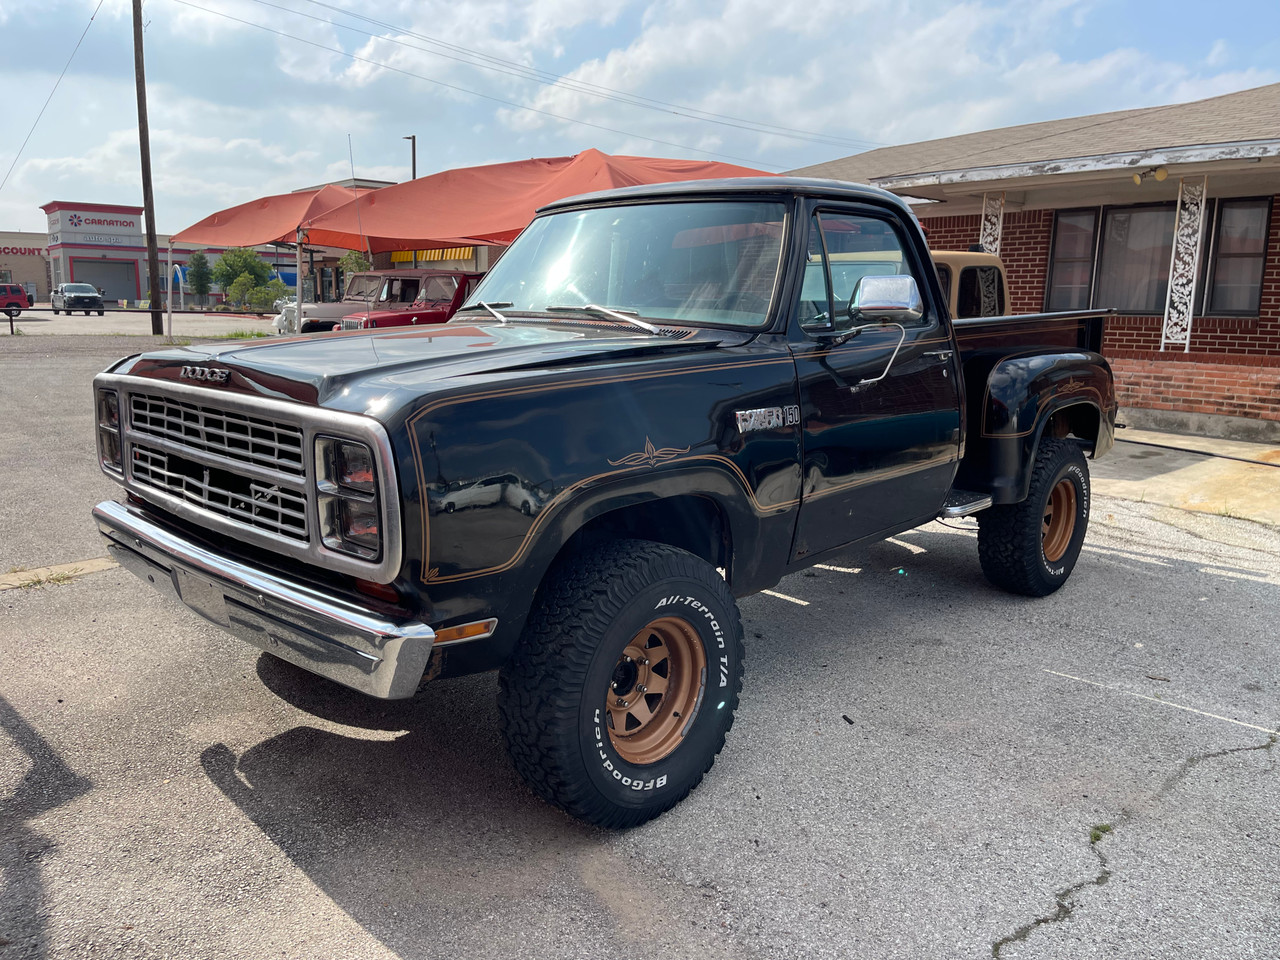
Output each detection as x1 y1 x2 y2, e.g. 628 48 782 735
2 334 1278 960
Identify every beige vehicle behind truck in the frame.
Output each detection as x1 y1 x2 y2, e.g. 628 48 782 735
819 249 1011 322
931 250 1011 320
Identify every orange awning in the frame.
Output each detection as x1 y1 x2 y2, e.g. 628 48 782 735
301 149 772 253
171 184 368 248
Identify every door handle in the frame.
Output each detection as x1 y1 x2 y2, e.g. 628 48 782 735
923 349 954 361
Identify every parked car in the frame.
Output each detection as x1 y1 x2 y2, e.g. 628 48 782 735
0 283 30 318
340 271 482 330
53 283 105 316
276 269 480 335
93 177 1117 828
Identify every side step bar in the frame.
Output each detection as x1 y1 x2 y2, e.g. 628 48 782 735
939 489 993 519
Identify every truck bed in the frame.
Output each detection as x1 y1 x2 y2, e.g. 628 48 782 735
952 308 1112 357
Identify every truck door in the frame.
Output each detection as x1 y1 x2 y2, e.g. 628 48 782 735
788 205 962 561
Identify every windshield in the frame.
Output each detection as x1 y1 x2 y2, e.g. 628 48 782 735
464 200 787 328
342 274 382 301
65 283 98 294
415 276 459 304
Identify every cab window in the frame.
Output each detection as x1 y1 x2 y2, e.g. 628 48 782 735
799 211 924 334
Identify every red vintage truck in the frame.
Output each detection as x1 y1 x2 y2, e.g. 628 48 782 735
339 270 483 330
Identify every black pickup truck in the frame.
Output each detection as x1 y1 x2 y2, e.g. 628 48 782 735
93 178 1115 827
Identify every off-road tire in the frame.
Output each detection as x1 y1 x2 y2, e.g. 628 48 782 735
499 539 745 828
977 438 1090 597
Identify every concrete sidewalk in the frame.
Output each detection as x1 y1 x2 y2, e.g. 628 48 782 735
1094 428 1280 527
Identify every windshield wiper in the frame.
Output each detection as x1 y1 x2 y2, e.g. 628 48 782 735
456 301 512 323
545 304 660 334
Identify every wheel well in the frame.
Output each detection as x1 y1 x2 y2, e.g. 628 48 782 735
1043 403 1101 455
555 495 732 582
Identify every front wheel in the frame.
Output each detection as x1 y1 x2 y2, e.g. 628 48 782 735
97 310 104 316
499 540 744 828
977 438 1090 597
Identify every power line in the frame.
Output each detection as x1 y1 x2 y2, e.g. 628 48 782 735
166 0 783 168
0 0 107 194
272 0 882 151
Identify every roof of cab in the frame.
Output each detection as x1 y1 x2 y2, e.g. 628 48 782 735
537 176 913 217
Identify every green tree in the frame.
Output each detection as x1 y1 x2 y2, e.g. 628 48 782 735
337 249 372 274
186 250 212 307
248 278 289 312
212 248 271 290
227 272 256 307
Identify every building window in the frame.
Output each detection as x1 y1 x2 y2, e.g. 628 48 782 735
1094 204 1176 315
1045 210 1097 311
1201 198 1271 316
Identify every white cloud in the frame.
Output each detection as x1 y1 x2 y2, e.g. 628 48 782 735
0 0 1276 232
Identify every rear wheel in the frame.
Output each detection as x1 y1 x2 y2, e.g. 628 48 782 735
52 307 60 315
977 438 1090 596
97 310 104 316
499 540 744 828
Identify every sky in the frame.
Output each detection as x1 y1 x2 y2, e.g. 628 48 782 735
1 0 1278 234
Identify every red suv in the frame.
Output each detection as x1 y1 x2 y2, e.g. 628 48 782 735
339 271 482 330
1 283 31 318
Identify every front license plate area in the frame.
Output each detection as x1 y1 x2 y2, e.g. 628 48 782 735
175 568 229 626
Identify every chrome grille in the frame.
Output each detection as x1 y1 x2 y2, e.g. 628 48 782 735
130 441 309 541
129 392 305 476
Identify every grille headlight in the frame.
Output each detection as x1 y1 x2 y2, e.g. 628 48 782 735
96 389 122 473
335 440 375 493
316 436 381 559
338 498 380 551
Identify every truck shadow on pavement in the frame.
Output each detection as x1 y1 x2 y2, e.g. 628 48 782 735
194 511 1279 959
0 695 92 959
197 657 698 960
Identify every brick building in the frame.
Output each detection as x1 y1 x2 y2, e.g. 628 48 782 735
793 83 1280 441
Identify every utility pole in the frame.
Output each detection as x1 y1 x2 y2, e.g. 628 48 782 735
404 135 417 268
132 0 163 335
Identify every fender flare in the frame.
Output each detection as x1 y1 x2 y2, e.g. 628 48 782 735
959 349 1116 504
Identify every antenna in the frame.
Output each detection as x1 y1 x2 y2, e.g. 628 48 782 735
348 134 372 264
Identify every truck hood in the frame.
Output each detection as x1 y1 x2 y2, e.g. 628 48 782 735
111 319 735 418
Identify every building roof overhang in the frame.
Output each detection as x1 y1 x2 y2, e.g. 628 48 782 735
876 140 1280 216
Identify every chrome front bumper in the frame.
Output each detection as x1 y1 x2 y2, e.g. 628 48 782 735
94 500 435 699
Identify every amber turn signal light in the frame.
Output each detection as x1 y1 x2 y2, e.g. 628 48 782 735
433 618 499 645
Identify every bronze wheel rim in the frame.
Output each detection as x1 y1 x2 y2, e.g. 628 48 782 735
1042 478 1078 563
605 616 707 765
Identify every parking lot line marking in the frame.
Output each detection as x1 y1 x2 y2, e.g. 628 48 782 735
886 537 927 555
0 557 118 591
762 589 810 606
1044 669 1277 734
814 564 862 574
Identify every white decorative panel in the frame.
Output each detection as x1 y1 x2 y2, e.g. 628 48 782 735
1160 176 1208 352
980 192 1004 255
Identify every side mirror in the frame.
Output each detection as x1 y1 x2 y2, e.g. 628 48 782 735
848 275 923 325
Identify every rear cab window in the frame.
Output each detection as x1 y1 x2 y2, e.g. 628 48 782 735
955 265 1005 318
